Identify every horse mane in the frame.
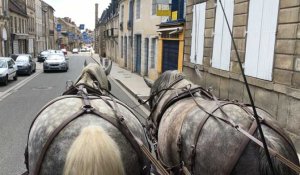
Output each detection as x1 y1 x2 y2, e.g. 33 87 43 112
150 70 184 108
63 126 125 175
75 63 109 91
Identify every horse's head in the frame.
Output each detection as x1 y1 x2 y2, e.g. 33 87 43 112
74 61 112 92
144 70 185 109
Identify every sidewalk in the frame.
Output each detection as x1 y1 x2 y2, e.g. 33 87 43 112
91 54 150 100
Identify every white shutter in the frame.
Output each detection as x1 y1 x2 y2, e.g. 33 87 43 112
212 0 234 71
190 2 206 65
245 0 279 80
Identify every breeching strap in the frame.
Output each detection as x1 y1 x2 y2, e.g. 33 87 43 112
189 90 300 174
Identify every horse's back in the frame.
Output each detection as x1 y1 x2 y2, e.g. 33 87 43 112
28 95 147 175
157 96 299 175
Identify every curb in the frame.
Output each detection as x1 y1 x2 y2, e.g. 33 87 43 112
114 79 150 111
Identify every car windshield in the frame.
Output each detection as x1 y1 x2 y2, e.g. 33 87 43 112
0 60 7 68
47 55 64 60
41 51 49 55
16 56 29 62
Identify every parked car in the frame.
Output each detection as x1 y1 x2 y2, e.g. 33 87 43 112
43 54 69 72
80 48 87 52
37 51 50 62
15 54 36 75
72 48 79 54
0 57 18 85
10 54 20 61
61 48 67 56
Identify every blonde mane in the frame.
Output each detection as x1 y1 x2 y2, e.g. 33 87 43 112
63 126 125 175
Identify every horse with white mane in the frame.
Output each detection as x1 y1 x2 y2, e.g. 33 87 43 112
144 70 300 175
23 62 150 175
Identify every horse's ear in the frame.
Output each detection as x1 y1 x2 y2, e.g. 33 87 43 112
84 60 88 67
105 60 112 75
143 76 154 88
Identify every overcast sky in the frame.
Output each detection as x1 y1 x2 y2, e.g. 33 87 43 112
43 0 110 30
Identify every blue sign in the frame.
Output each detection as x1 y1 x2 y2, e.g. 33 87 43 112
79 24 85 30
56 24 61 32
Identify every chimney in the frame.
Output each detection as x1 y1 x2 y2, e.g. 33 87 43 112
95 3 99 28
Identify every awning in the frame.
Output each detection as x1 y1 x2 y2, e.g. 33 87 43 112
157 27 183 34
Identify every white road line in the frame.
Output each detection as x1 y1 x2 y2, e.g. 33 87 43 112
0 70 42 101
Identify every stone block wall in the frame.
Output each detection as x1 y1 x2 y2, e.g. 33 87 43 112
183 0 300 153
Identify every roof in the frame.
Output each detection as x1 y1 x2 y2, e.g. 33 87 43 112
41 1 55 11
9 0 27 17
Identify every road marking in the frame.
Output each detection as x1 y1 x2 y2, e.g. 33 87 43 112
0 70 42 101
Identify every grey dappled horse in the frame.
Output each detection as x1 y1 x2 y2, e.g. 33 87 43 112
144 70 300 175
25 62 150 175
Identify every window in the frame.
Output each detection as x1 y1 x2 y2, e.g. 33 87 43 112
152 0 157 15
244 0 279 80
150 38 157 68
14 17 17 33
121 36 123 58
121 5 124 22
19 18 21 33
136 0 140 19
212 0 234 71
10 17 13 32
124 36 128 60
190 2 206 65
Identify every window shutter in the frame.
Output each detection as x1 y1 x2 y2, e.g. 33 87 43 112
245 0 279 80
212 0 234 71
190 2 206 65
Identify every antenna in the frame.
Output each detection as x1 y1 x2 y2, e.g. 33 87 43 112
216 0 275 174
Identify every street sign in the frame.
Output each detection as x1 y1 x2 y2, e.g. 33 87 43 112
79 24 85 30
56 24 61 32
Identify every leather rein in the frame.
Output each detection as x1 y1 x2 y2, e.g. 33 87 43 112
23 85 169 175
147 78 300 174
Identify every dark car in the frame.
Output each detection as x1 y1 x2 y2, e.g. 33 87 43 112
43 54 69 72
37 50 55 62
10 54 20 61
15 54 36 75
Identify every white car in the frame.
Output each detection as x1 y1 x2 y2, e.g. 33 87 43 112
72 48 79 54
0 57 18 85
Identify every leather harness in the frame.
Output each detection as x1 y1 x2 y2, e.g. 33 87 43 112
23 85 169 175
148 80 300 174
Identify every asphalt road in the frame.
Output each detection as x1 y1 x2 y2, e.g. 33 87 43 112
0 54 147 174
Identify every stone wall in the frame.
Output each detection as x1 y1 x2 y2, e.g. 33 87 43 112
183 0 300 152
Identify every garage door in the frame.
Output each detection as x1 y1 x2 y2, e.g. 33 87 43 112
162 40 179 72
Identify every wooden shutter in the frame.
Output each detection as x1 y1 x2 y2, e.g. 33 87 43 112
245 0 279 80
190 2 206 65
212 0 234 71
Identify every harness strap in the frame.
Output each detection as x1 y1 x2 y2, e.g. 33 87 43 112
190 93 300 174
102 93 168 175
242 104 298 155
237 125 300 173
32 109 85 175
188 101 234 172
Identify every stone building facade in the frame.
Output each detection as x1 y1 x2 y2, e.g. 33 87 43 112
183 0 300 152
0 0 10 56
95 10 107 57
35 0 44 55
131 0 160 78
104 1 119 62
118 0 132 69
26 0 35 56
9 0 28 54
